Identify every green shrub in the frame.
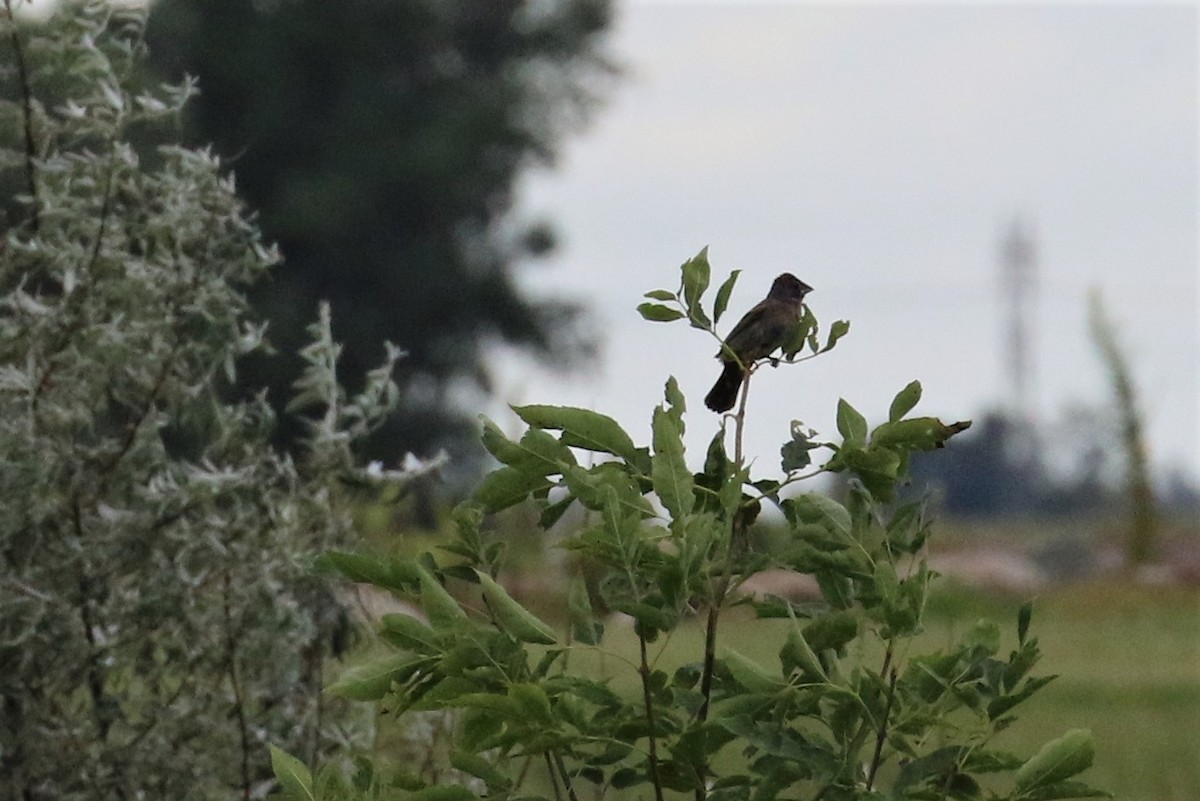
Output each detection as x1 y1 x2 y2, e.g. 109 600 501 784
0 4 415 798
275 250 1109 801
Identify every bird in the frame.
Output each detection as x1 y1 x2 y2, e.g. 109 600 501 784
704 273 812 413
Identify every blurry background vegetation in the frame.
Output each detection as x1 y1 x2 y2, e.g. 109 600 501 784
144 0 615 497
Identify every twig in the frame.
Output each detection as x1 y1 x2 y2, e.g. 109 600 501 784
865 643 898 792
637 634 666 801
552 752 581 801
2 0 40 232
545 752 563 801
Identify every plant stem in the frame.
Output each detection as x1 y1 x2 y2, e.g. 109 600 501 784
694 366 756 801
865 641 898 792
553 752 581 801
638 634 666 801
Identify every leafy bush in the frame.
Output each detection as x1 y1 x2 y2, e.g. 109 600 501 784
274 251 1108 801
0 4 416 798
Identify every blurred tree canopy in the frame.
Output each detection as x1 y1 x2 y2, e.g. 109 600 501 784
144 0 613 474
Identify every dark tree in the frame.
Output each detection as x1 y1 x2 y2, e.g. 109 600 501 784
145 0 612 472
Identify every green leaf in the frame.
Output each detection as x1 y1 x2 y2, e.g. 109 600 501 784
651 405 694 523
450 749 511 792
638 302 686 322
381 613 442 653
1018 600 1034 646
417 566 469 629
268 745 314 801
510 682 554 722
888 380 922 422
1015 729 1096 793
783 493 852 540
722 648 784 693
644 288 677 301
780 421 820 473
871 416 972 452
835 398 868 447
513 404 641 465
802 611 859 653
988 674 1057 721
821 319 851 352
327 654 419 700
780 622 827 682
477 571 558 645
472 465 553 514
315 551 420 593
481 418 575 474
681 247 712 327
713 269 741 323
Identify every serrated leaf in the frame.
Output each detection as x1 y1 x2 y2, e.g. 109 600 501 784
713 269 741 323
888 380 922 422
638 302 686 322
268 745 314 801
644 288 677 301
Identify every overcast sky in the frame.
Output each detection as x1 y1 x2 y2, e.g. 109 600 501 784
492 1 1199 489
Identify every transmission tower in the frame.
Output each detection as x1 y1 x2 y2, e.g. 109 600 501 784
999 217 1038 463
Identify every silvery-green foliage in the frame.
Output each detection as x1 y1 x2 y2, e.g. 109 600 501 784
0 4 403 799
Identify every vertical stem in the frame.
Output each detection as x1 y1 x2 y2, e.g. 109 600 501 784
552 752 582 801
865 642 898 791
638 634 666 801
694 365 756 801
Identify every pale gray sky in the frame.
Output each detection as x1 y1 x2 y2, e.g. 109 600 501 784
493 2 1199 488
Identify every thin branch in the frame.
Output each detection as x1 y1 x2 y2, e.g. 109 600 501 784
865 648 899 792
552 752 581 801
2 0 40 232
544 752 563 801
637 634 666 801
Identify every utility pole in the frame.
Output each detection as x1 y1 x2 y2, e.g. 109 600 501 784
999 217 1038 465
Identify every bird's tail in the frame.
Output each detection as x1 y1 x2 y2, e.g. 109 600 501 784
704 361 744 413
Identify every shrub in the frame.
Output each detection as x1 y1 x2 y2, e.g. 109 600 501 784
274 250 1108 801
0 4 414 798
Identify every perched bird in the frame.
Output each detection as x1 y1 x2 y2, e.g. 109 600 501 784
704 273 812 413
